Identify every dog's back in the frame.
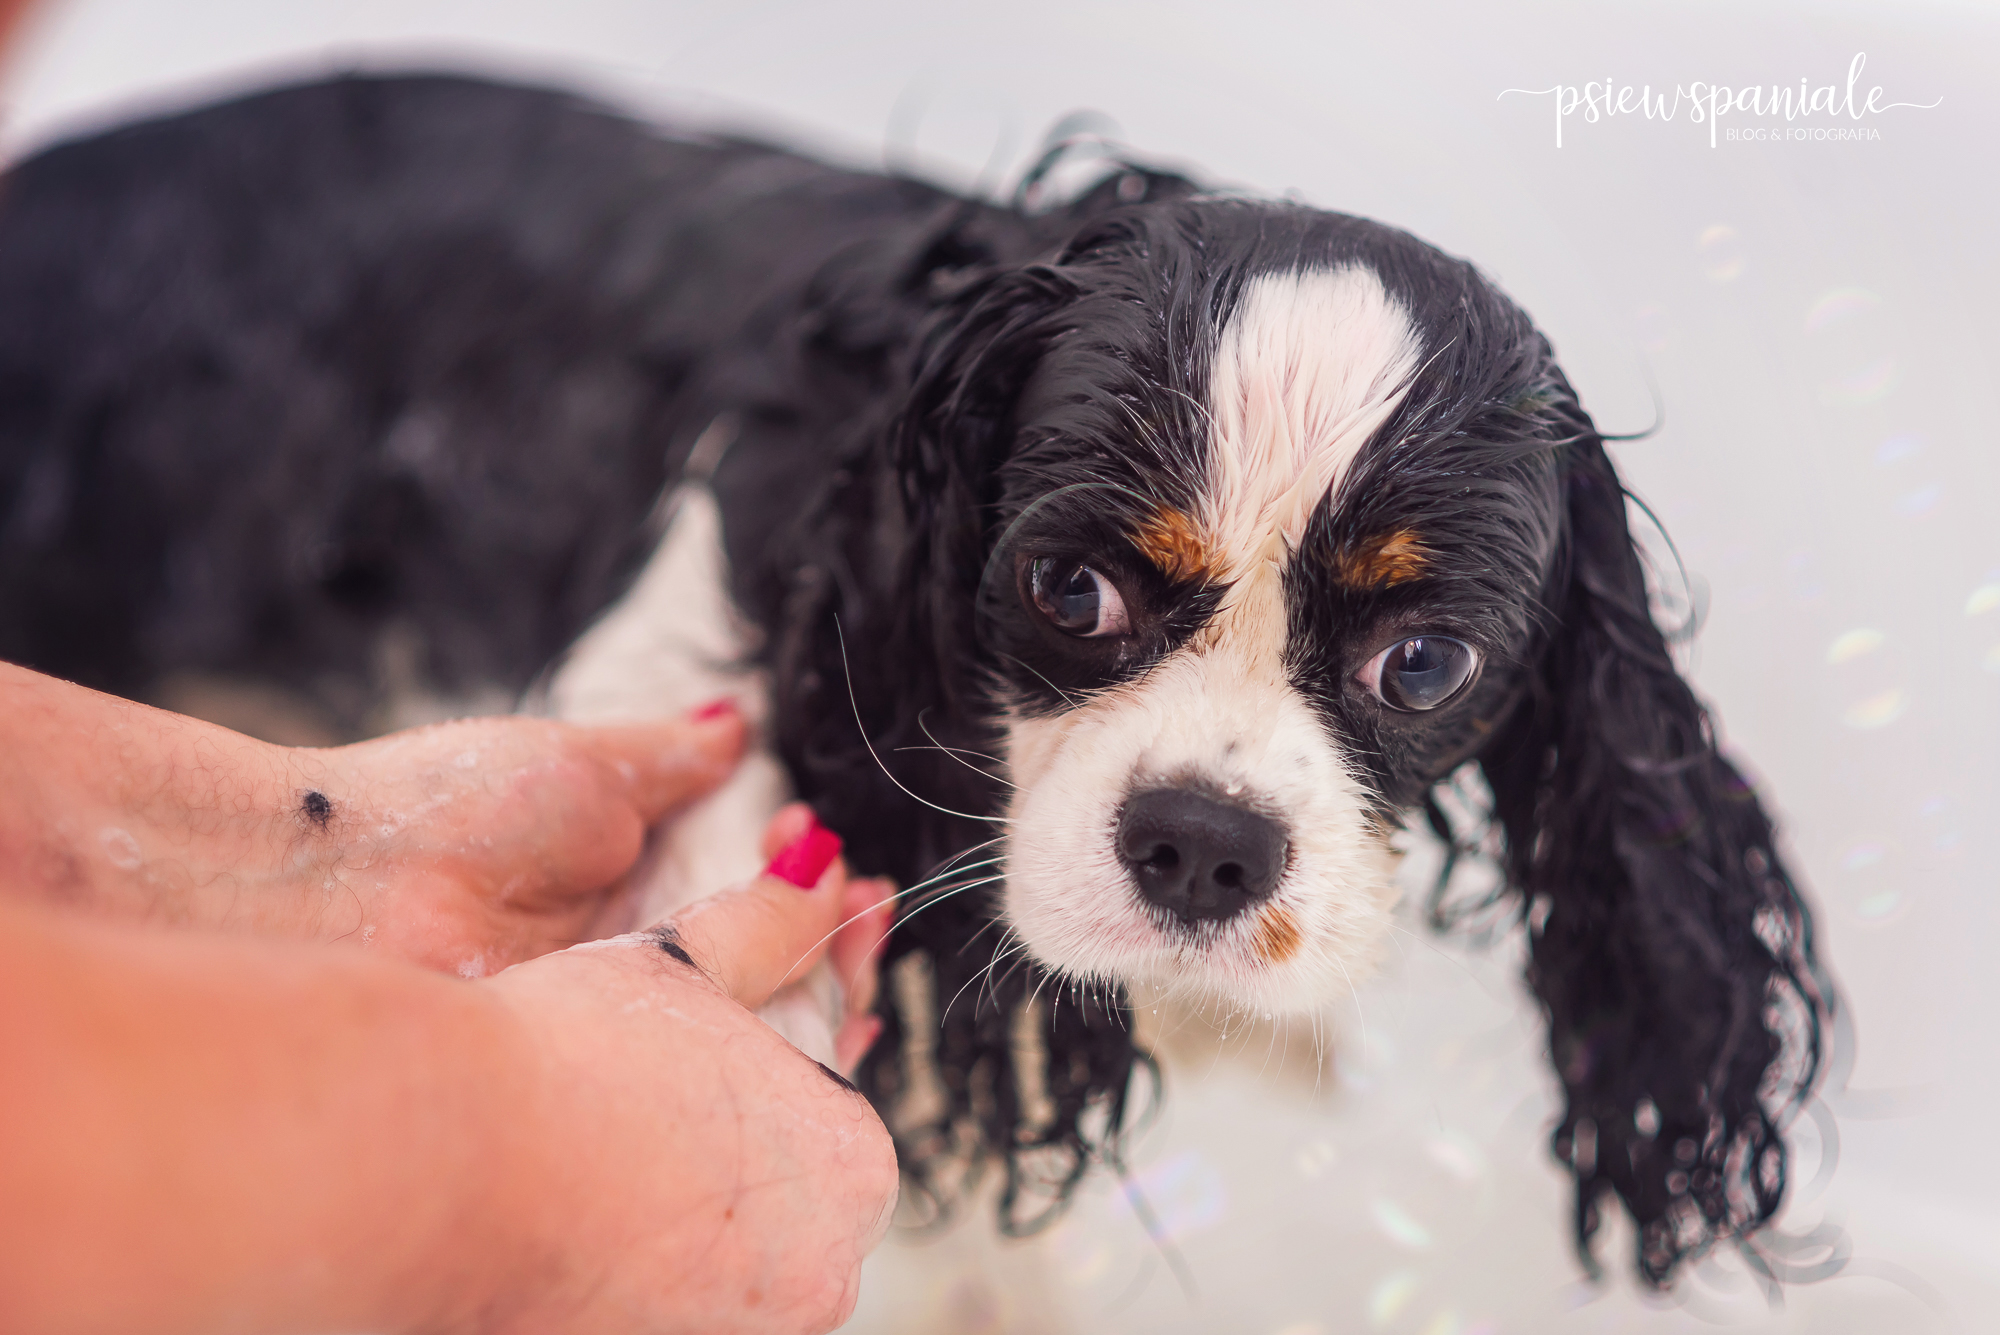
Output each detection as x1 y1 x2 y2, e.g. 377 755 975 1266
0 73 1036 732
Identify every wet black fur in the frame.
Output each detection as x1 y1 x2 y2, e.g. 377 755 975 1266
0 73 1827 1281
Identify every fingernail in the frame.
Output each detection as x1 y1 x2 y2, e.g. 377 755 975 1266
764 815 843 889
689 697 739 722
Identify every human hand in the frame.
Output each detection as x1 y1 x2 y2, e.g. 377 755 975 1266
463 803 898 1335
0 801 895 1335
290 705 748 973
1 664 746 971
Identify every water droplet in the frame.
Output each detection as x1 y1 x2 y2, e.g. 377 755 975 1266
1843 689 1906 729
1894 484 1941 516
1856 891 1903 921
1368 1270 1420 1326
1804 287 1881 333
1117 1150 1227 1241
1635 303 1669 353
1371 1198 1433 1249
1425 1133 1485 1184
1874 433 1924 465
1698 225 1744 281
1820 355 1900 407
1827 628 1884 664
1841 842 1885 870
97 827 143 871
1296 1139 1339 1179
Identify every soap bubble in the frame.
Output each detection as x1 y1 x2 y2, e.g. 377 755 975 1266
1697 225 1744 281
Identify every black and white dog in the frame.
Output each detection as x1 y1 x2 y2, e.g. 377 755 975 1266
0 73 1829 1286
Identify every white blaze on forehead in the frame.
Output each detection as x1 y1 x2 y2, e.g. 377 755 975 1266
1202 265 1420 582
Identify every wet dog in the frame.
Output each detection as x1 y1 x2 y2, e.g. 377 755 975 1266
0 72 1827 1282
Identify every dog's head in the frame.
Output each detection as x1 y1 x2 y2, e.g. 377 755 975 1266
820 196 1826 1282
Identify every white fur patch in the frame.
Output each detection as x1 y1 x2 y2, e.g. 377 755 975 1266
1201 265 1420 581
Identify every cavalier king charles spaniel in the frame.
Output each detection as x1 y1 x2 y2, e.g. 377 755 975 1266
0 72 1829 1285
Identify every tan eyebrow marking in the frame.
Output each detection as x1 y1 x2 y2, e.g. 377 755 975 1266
1332 528 1430 589
1131 505 1219 583
1251 903 1303 965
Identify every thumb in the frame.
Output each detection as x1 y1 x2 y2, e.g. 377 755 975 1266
663 804 850 1009
568 700 748 826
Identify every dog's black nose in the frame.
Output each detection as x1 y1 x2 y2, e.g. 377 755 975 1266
1116 787 1288 924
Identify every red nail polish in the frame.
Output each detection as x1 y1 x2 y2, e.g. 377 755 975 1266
689 697 739 722
765 817 843 889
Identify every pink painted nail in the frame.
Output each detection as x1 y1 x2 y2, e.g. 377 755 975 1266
765 816 843 889
689 697 739 722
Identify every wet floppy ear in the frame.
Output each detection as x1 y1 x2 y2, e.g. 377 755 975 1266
1478 436 1831 1285
890 264 1080 695
769 260 1078 771
847 264 1148 1236
758 223 1147 1237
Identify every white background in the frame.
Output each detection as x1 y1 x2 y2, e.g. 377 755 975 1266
5 2 1993 1331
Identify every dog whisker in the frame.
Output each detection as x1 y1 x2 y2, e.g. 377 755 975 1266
996 651 1083 712
915 706 1016 788
890 743 1017 791
835 617 1011 825
778 853 1007 981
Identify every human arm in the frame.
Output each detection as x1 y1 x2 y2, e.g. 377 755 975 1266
0 805 898 1335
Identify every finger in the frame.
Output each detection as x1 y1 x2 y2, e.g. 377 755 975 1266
760 801 818 861
834 1014 883 1074
667 810 850 1008
830 876 894 1019
570 700 748 824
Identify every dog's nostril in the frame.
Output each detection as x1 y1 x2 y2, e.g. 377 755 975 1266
1115 787 1287 925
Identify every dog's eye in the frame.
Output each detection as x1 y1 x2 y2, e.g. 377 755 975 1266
1363 636 1479 711
1031 559 1130 637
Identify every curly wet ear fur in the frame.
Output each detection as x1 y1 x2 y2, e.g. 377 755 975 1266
767 253 1149 1234
1477 429 1831 1284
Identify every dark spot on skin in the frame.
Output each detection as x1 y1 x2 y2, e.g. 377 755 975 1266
651 925 697 969
31 842 88 904
301 790 332 828
814 1060 860 1094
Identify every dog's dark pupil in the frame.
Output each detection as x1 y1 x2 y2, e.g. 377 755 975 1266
1386 636 1473 710
1046 564 1100 631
